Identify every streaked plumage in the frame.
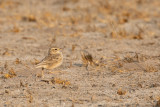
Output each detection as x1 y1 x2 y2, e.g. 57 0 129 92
36 48 63 70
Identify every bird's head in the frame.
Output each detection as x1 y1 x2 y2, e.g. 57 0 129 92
49 48 62 55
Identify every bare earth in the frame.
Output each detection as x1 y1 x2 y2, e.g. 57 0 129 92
0 0 160 106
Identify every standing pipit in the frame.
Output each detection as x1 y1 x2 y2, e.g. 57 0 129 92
36 48 63 78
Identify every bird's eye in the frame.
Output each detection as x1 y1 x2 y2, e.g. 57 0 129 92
55 49 57 50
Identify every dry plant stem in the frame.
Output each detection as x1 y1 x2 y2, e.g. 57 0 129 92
81 51 94 71
86 65 90 75
35 74 37 81
133 62 146 71
86 64 89 71
41 68 44 78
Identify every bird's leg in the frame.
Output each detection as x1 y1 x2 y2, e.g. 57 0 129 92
41 68 44 78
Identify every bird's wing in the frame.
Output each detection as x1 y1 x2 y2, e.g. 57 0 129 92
36 54 60 67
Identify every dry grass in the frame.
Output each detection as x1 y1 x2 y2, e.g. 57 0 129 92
25 90 33 103
11 26 21 33
144 64 158 72
41 78 71 86
81 51 94 68
123 53 139 63
155 98 160 107
0 0 158 39
14 58 21 64
22 14 37 22
2 49 11 56
117 88 126 95
108 52 157 73
108 56 124 72
3 68 16 79
20 80 28 87
51 78 71 86
111 25 143 39
72 44 76 52
4 62 8 70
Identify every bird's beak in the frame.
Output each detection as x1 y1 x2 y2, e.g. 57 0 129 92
59 48 62 50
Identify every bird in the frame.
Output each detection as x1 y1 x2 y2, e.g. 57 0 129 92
36 47 63 78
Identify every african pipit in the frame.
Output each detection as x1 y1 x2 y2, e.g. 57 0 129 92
36 48 63 78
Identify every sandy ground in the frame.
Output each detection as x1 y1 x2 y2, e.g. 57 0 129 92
0 0 160 106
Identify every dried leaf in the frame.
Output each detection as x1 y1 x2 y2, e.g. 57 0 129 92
51 78 70 86
15 58 21 64
117 88 126 95
3 68 16 79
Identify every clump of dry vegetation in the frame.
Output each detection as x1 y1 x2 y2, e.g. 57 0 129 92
81 51 94 69
2 48 11 56
11 25 22 33
111 27 143 40
22 36 36 41
144 64 158 72
3 68 16 79
117 88 126 95
122 52 140 63
81 50 99 70
108 55 125 72
52 78 71 86
122 52 152 63
4 61 8 70
41 78 71 86
155 98 160 107
22 14 37 22
20 80 28 87
72 44 76 52
108 52 159 73
25 90 33 103
14 58 21 64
